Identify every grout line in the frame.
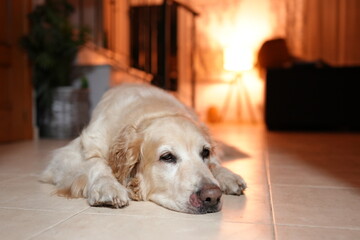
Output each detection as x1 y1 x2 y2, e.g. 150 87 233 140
82 210 274 225
271 183 360 190
0 175 29 184
276 223 360 231
26 206 91 240
264 150 278 240
0 206 89 214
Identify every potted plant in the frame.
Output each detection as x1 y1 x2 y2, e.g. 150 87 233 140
21 0 89 138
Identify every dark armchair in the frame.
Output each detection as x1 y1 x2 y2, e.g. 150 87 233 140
259 38 360 131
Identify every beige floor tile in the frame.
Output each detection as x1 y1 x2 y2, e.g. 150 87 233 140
0 174 21 183
2 124 359 239
267 132 360 155
0 208 77 240
268 153 360 170
269 164 360 188
268 152 360 188
85 184 272 224
0 140 68 174
272 185 360 228
0 175 89 211
222 157 268 186
210 123 267 155
276 225 360 240
34 213 274 240
220 184 272 223
212 124 269 186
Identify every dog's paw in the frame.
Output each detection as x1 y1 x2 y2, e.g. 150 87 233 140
216 168 247 195
87 176 130 208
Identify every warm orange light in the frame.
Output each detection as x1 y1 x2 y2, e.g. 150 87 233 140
196 0 276 122
223 46 254 72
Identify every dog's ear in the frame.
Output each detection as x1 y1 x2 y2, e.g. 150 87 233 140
108 125 142 187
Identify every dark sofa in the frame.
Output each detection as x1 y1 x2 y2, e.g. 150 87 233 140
265 65 360 131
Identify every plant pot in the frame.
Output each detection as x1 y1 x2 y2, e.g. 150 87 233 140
40 87 90 139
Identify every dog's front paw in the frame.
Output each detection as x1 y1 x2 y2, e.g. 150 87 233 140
216 168 247 195
87 176 130 208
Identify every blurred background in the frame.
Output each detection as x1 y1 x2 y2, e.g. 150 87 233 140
1 0 359 141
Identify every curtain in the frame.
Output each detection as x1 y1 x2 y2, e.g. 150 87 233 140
281 0 360 66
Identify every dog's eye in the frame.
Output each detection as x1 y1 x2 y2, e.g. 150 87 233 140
201 148 210 159
160 152 177 163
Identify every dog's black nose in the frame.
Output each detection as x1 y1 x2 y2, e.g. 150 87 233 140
199 184 222 207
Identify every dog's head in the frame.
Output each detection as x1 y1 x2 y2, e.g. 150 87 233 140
109 115 222 214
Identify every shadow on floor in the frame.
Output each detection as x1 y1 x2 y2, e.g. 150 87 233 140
216 141 250 162
267 131 360 190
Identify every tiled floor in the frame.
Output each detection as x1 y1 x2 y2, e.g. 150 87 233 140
0 124 360 240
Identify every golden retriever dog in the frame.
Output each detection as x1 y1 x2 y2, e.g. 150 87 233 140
41 83 246 214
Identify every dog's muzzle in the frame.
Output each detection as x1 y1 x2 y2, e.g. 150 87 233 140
189 183 222 214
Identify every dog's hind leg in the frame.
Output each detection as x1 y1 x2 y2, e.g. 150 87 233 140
40 138 88 198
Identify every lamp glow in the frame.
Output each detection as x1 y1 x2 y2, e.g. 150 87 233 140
223 46 253 72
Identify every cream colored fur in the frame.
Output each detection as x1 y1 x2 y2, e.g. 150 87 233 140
41 83 246 214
